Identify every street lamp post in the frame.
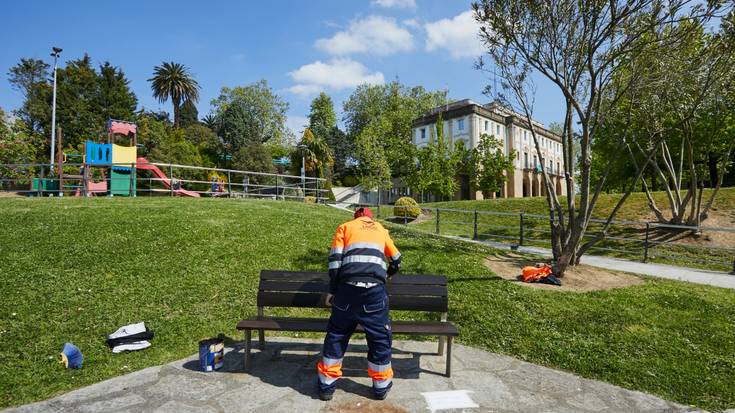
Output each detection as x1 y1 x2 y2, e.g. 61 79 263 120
49 47 62 173
297 144 307 193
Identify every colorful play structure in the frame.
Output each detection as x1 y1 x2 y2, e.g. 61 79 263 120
32 119 200 197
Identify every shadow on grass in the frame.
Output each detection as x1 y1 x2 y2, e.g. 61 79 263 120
182 338 437 400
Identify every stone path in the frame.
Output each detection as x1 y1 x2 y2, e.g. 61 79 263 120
5 338 702 413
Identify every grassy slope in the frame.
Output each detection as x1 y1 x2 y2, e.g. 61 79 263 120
410 188 735 271
422 187 735 221
0 198 733 410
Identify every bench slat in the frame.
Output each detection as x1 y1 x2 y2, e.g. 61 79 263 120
236 317 459 336
257 291 448 312
260 270 447 286
259 280 448 297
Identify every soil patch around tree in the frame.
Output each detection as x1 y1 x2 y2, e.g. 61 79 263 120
484 251 645 292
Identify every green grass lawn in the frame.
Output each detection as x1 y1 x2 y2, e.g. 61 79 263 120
400 188 735 272
0 197 734 410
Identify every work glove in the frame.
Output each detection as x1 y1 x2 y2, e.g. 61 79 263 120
387 262 400 277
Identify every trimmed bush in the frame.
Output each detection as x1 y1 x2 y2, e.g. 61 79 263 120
394 197 421 219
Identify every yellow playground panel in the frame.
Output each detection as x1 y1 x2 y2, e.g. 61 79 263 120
112 144 137 168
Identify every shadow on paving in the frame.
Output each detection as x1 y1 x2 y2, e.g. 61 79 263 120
181 339 441 401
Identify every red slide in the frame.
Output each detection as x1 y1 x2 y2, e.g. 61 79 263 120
136 157 200 197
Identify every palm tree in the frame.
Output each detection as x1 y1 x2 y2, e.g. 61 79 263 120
294 128 334 178
148 62 200 128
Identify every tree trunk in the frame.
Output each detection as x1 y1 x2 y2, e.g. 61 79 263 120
708 152 718 188
173 97 181 128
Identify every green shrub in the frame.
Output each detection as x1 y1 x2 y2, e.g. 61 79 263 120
394 196 420 219
341 175 358 187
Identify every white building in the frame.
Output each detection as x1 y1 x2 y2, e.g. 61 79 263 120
411 99 566 200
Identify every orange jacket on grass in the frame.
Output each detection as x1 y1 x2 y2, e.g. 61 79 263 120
521 264 552 282
327 217 401 294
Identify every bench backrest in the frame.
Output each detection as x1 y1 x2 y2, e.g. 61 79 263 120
258 270 448 313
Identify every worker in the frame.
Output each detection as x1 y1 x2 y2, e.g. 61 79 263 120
317 207 401 401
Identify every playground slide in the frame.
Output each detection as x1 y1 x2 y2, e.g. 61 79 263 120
136 157 201 197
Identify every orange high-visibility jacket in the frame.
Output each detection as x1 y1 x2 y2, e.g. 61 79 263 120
328 217 401 293
521 264 552 282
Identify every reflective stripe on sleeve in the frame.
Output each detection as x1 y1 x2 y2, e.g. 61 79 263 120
328 261 342 270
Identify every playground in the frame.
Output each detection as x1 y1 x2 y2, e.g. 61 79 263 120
0 197 733 411
7 119 327 201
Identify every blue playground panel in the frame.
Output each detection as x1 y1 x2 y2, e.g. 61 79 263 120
85 141 112 165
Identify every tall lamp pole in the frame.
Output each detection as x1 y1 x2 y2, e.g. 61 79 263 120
297 144 307 186
49 47 62 173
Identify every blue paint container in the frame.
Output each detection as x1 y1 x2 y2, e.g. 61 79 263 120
198 338 224 372
60 343 83 369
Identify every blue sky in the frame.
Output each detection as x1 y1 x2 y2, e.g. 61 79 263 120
0 0 564 137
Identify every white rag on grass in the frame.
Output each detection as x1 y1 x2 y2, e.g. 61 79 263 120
112 341 151 353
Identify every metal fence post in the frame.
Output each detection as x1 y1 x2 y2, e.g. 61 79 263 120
275 175 279 200
227 170 232 197
436 208 440 234
473 210 478 240
519 213 525 246
643 222 650 263
169 164 174 197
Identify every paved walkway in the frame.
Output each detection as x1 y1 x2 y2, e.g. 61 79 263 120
6 338 701 413
448 237 735 290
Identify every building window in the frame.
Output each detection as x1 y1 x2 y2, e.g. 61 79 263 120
557 162 560 173
533 155 537 168
497 125 501 136
524 153 529 168
484 120 489 131
421 128 426 140
457 118 465 131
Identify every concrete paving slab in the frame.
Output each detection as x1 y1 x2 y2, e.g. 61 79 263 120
3 338 703 413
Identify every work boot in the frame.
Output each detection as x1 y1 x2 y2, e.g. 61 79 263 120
318 391 334 401
373 382 393 400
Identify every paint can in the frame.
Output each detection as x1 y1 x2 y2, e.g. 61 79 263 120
198 338 224 372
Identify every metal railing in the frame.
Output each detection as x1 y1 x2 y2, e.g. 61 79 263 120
348 203 735 274
0 162 329 203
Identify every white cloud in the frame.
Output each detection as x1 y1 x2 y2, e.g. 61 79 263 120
371 0 416 8
403 18 420 29
286 115 309 138
315 16 414 56
424 10 484 59
288 58 385 96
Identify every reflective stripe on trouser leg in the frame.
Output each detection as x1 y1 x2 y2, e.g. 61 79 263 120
317 357 343 386
367 360 393 389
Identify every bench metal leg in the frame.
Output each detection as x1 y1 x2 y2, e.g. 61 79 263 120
257 308 266 350
445 336 453 378
438 312 448 356
258 329 265 350
244 329 252 371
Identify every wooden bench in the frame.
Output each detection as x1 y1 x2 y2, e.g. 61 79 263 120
237 270 459 377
